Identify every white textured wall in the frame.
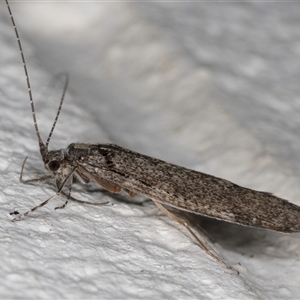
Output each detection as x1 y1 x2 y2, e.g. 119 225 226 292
1 2 300 299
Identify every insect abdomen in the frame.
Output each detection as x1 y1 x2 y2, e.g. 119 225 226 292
82 144 300 233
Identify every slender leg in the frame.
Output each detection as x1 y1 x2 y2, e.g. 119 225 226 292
54 176 110 209
55 176 73 210
11 193 58 222
12 167 78 221
182 211 215 243
20 157 52 184
61 191 109 206
15 160 110 221
153 200 234 271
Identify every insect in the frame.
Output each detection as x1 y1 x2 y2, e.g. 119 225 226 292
6 0 300 267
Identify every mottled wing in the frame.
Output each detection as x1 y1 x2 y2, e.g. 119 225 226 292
79 144 300 233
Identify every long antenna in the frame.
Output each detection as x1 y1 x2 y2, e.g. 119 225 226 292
45 72 69 148
5 0 46 152
6 0 70 156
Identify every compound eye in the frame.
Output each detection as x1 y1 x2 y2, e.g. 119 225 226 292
48 160 60 171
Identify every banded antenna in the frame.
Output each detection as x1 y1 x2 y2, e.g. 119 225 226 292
5 0 69 158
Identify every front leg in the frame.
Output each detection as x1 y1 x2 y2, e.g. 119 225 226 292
20 157 52 184
12 166 78 221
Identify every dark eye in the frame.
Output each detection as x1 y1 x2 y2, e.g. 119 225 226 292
48 160 60 171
